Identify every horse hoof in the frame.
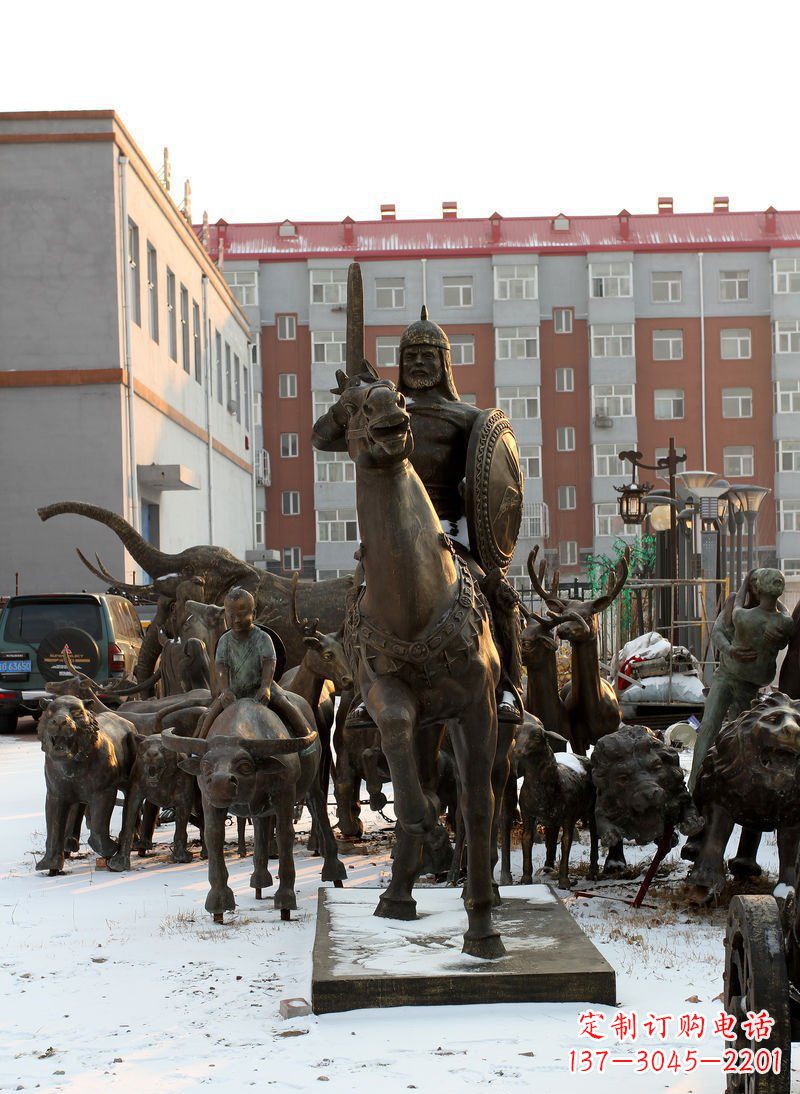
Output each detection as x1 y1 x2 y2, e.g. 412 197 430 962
728 856 762 879
255 888 263 900
462 932 506 960
369 792 387 811
520 875 533 886
499 872 512 887
374 896 417 921
213 912 224 924
281 909 291 921
333 880 344 889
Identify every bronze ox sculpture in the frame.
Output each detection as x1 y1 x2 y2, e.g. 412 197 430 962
320 368 507 959
36 695 136 874
162 696 346 920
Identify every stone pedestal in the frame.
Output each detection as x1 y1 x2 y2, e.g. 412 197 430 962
311 884 616 1014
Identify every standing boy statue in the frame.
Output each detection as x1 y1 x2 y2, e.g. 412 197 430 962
195 587 309 740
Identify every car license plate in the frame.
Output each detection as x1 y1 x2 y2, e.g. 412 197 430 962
0 660 31 673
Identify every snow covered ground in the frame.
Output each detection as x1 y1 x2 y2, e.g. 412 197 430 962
1 724 797 1093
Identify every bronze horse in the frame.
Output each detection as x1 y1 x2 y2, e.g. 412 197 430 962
324 368 506 959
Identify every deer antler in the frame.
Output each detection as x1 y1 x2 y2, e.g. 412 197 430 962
75 549 159 599
591 546 631 614
526 546 566 611
289 573 320 639
61 646 99 689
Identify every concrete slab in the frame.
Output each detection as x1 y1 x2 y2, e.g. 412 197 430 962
311 885 616 1014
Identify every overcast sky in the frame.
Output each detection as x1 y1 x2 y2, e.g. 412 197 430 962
4 0 798 224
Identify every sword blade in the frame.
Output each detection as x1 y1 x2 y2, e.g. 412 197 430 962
346 261 364 377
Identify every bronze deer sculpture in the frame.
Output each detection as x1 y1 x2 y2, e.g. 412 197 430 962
319 369 506 958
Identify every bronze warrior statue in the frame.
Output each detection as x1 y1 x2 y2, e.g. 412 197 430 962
312 308 524 727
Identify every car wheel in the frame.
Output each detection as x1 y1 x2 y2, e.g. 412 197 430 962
0 711 19 734
36 627 101 682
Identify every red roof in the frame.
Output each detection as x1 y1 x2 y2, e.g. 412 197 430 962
196 208 800 261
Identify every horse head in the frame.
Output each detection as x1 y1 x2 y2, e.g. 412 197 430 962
331 367 413 468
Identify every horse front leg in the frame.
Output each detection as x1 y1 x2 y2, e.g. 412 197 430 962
367 676 432 834
491 723 514 894
449 696 505 960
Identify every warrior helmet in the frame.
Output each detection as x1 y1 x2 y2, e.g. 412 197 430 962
398 306 461 401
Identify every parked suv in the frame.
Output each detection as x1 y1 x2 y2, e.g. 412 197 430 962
0 593 144 732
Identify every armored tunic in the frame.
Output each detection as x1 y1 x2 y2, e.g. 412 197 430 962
215 628 276 700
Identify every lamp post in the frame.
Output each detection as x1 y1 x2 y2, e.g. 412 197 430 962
729 485 771 574
617 437 687 583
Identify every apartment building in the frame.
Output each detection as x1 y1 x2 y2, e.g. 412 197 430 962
0 111 255 594
201 202 800 582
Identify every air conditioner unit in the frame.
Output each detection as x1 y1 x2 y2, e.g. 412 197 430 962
227 399 238 415
593 413 613 429
255 449 271 486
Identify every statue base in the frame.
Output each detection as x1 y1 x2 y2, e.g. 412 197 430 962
311 885 616 1014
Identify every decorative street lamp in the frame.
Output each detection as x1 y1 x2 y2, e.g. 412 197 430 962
615 478 651 525
617 438 687 581
728 485 771 574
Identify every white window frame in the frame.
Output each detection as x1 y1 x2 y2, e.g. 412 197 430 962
654 388 684 420
556 427 575 452
255 511 265 546
310 268 347 305
375 277 405 309
553 308 573 334
774 320 800 354
519 502 549 539
494 264 537 301
519 445 541 478
776 441 800 473
281 491 301 517
721 328 752 359
558 485 577 510
723 445 754 478
595 502 640 538
442 275 473 308
312 330 346 364
375 337 400 368
589 261 632 299
782 558 800 576
280 432 299 458
722 387 752 419
652 329 684 361
146 242 158 343
651 270 682 303
555 367 574 392
592 384 635 418
314 450 356 483
316 508 359 543
449 334 475 365
313 391 335 420
775 380 800 414
277 314 297 341
282 546 302 572
719 269 750 302
591 323 634 357
229 270 258 307
593 443 628 477
496 326 539 360
774 258 800 295
279 373 297 399
559 541 578 566
779 500 800 532
253 394 262 427
496 385 540 420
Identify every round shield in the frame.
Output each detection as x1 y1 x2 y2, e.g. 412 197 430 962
464 408 524 573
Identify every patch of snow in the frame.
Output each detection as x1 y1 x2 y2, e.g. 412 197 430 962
773 883 794 900
556 752 588 775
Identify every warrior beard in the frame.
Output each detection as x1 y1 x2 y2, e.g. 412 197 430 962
404 368 442 390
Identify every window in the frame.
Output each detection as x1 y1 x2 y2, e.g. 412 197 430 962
312 330 346 364
652 329 684 361
311 268 347 305
782 559 800 576
234 355 241 421
279 373 297 399
281 491 300 516
496 326 539 360
283 546 302 572
375 277 405 309
180 286 189 373
779 500 800 532
127 219 141 326
558 485 576 510
250 342 259 368
777 441 800 473
253 394 262 427
519 445 541 478
317 508 358 542
166 270 177 361
215 331 222 404
461 393 477 405
654 389 684 420
225 343 232 405
591 323 634 357
316 569 353 580
497 386 539 419
592 384 634 418
553 308 573 334
450 334 475 365
776 380 800 414
559 541 578 566
722 387 752 418
146 243 158 342
590 261 632 298
228 270 258 307
555 367 574 392
315 450 355 483
556 427 575 452
593 443 628 477
651 270 682 303
376 337 400 367
280 432 299 458
255 511 265 546
724 445 754 478
520 502 549 539
595 502 640 538
719 269 749 302
655 446 685 476
721 328 751 359
313 390 335 420
494 264 537 301
193 301 201 383
774 320 800 354
442 275 473 307
774 258 800 294
277 314 297 340
243 365 250 428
